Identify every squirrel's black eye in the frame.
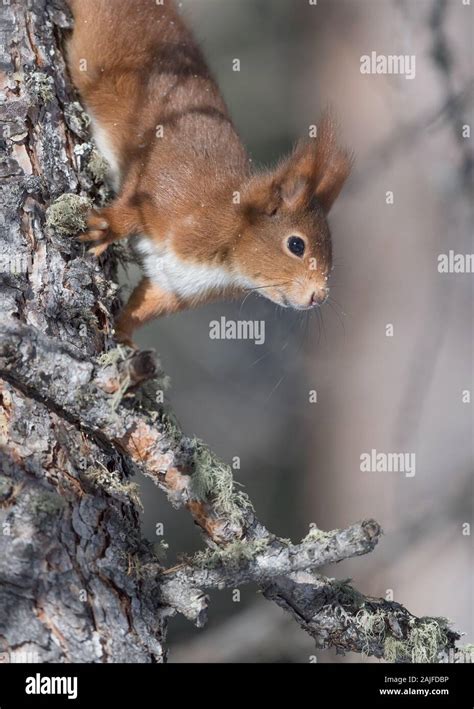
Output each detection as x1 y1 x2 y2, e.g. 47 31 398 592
287 236 305 257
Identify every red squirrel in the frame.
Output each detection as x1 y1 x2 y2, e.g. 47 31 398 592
67 0 352 345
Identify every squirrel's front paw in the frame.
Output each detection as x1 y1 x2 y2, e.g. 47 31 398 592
78 209 116 257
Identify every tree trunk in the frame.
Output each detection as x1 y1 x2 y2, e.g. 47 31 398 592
0 0 166 663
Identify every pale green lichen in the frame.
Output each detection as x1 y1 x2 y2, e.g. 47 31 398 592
84 464 143 510
97 347 133 410
457 644 474 663
384 637 409 663
384 617 452 663
88 150 109 183
190 441 251 525
354 602 452 663
193 537 269 570
355 608 387 654
352 598 454 663
302 526 333 545
45 194 91 236
98 345 129 368
98 347 171 411
409 618 451 663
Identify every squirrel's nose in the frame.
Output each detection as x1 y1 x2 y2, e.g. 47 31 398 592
310 288 328 307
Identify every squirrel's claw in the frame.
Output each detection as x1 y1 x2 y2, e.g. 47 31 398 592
79 210 116 256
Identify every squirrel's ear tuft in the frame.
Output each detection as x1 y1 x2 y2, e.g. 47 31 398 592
240 112 352 219
277 111 353 214
310 112 353 213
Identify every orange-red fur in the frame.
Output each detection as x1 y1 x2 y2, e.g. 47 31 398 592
67 0 352 344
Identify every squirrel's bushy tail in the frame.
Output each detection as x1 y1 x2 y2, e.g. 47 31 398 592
67 0 182 96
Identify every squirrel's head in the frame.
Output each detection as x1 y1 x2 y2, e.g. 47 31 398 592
234 113 352 310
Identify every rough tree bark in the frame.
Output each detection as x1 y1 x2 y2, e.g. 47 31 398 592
0 0 462 664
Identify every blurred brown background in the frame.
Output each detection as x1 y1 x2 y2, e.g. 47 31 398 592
122 0 473 662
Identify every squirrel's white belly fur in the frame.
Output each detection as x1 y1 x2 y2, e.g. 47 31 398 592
134 236 242 301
